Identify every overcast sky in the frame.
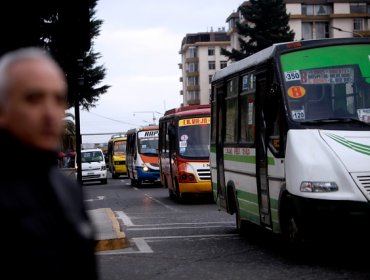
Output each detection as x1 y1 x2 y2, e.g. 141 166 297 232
71 0 243 144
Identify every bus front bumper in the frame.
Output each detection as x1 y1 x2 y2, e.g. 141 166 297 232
289 194 370 238
179 181 212 194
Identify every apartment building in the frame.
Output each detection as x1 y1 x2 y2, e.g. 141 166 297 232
227 0 370 49
179 30 231 106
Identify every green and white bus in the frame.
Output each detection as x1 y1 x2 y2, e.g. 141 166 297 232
210 37 370 243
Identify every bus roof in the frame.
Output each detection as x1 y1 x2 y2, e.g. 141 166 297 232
163 104 210 118
126 125 159 135
109 134 126 141
212 37 370 83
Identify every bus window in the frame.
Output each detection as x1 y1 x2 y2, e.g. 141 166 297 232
178 121 210 158
225 77 238 143
240 73 256 144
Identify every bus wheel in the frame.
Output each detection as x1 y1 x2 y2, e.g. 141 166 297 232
281 201 303 247
235 202 247 234
174 179 182 201
168 188 176 199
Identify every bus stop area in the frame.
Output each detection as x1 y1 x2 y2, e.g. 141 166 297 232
59 168 128 252
87 208 129 252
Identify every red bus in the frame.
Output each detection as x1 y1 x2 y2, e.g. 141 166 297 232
158 104 211 200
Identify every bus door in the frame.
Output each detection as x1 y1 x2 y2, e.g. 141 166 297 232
255 70 272 228
215 85 227 209
168 120 178 190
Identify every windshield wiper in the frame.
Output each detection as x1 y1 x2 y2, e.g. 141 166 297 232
301 118 370 127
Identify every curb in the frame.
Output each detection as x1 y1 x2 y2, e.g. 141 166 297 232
87 208 129 252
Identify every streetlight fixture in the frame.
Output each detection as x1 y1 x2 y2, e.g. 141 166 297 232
331 26 363 37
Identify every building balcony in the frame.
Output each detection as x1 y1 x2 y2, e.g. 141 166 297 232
179 77 183 82
185 57 199 63
185 71 199 77
187 99 200 105
186 85 200 91
178 63 183 69
180 90 183 95
354 30 370 37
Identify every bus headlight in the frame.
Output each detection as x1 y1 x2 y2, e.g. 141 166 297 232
101 165 106 171
300 181 338 192
143 165 149 172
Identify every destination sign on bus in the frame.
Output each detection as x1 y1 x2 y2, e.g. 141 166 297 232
300 67 354 84
138 130 159 138
179 117 211 127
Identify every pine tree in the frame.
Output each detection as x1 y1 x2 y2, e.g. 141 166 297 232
222 0 295 61
0 0 110 110
43 0 111 110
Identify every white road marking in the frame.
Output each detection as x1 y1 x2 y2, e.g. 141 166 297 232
115 210 134 226
84 196 105 202
144 194 179 212
131 221 234 227
127 225 235 231
133 187 139 191
131 237 153 253
96 233 239 255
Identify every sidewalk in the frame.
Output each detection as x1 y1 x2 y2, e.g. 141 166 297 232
59 168 129 251
87 208 129 252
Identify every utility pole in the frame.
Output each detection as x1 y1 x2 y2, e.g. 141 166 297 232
75 59 84 184
133 111 162 124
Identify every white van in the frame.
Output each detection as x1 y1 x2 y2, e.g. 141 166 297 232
76 148 107 184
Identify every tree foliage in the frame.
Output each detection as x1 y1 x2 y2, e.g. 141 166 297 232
0 0 110 110
222 0 295 61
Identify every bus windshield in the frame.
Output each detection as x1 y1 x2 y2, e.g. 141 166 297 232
280 44 370 124
178 117 210 158
114 140 126 156
139 137 158 155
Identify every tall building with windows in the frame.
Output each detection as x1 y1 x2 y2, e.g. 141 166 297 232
179 30 231 106
226 1 369 50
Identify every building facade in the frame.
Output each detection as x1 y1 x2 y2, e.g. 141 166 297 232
179 31 231 106
226 0 370 50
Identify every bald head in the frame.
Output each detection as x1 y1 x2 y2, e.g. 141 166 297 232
0 47 68 151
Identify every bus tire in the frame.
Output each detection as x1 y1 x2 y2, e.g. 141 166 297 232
228 185 247 234
235 200 248 234
174 179 182 201
130 178 136 186
281 197 303 247
168 188 176 199
112 170 119 179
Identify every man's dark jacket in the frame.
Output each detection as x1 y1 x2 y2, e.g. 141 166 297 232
0 129 98 279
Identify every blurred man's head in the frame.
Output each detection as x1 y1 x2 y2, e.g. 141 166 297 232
0 47 67 151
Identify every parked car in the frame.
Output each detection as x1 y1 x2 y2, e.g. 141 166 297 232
76 148 107 184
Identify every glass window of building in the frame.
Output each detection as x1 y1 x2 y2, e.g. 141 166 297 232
350 3 367 13
302 22 329 40
187 76 199 86
353 18 365 31
220 61 227 69
188 47 197 58
208 61 216 70
208 48 215 56
187 91 199 101
302 4 332 15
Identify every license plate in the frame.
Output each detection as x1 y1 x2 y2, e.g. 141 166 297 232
87 172 94 175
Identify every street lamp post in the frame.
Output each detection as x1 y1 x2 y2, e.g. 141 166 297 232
331 26 363 37
133 111 162 124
